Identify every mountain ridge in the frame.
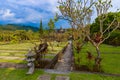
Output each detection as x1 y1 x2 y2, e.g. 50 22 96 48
0 24 39 32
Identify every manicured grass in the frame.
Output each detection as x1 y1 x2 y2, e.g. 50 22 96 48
101 53 120 74
0 59 26 64
69 72 120 80
1 42 119 79
0 43 35 50
0 42 67 63
0 52 25 57
0 68 44 80
81 43 120 54
0 42 66 51
74 43 120 74
0 68 120 80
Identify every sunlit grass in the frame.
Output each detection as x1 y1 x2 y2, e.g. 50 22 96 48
0 59 26 64
0 42 67 63
74 43 120 74
0 68 44 80
0 42 36 50
69 72 120 80
0 68 120 80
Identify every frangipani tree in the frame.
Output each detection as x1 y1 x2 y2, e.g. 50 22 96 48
86 0 120 65
57 0 95 53
57 0 120 67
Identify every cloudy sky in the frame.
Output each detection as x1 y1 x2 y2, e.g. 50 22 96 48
0 0 120 28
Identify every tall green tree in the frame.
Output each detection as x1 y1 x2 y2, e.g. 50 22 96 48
48 19 55 32
39 19 43 35
48 18 56 51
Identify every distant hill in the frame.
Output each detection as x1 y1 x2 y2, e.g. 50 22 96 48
0 24 39 32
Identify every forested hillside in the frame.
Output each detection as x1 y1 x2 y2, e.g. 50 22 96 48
0 24 39 32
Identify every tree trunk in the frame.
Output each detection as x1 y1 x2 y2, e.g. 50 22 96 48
96 46 101 59
94 46 102 71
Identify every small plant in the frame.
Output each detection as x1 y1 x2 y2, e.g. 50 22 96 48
93 57 103 72
86 51 94 71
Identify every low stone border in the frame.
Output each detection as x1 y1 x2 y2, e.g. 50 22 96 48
55 76 70 80
37 74 51 80
0 62 27 68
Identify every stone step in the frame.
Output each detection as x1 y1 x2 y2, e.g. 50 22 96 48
45 69 70 74
55 76 70 80
38 75 51 80
37 74 70 80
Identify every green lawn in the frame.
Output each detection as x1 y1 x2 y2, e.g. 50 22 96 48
0 68 119 80
74 43 120 74
0 68 44 80
0 42 67 63
69 72 120 80
0 42 120 80
0 42 35 50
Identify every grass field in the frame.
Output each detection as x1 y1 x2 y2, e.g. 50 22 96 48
0 68 120 80
0 42 67 63
0 42 120 80
74 43 120 74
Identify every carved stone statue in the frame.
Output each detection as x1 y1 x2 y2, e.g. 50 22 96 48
25 49 35 74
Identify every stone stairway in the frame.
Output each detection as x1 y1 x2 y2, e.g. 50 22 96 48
38 74 70 80
54 43 73 72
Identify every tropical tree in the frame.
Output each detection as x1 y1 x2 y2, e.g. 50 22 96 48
91 12 120 46
57 0 94 53
86 0 120 66
39 19 44 36
48 18 55 33
48 18 56 50
57 0 120 67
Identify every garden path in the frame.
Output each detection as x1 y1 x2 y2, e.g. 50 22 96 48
54 42 73 72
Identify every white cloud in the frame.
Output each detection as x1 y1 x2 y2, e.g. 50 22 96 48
7 0 58 13
0 9 24 23
24 8 43 22
0 9 15 19
0 0 119 27
3 0 59 23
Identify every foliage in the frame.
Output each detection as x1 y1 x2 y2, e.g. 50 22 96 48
91 12 120 46
0 30 39 43
48 19 55 32
104 30 120 46
39 19 43 35
58 0 94 54
84 0 120 68
90 12 120 33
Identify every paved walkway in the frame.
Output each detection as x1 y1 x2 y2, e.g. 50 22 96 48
54 43 73 72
